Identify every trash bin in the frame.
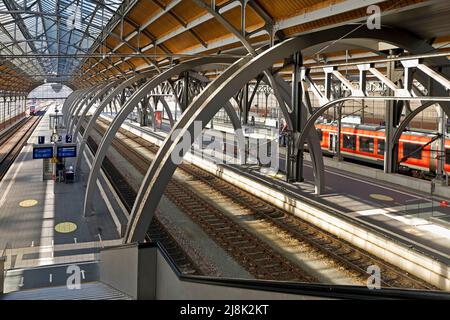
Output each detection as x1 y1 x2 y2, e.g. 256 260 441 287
65 170 74 183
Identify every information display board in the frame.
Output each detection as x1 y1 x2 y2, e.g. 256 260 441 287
33 146 54 159
56 145 77 158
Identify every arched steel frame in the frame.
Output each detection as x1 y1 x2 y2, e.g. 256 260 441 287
123 25 450 243
83 56 244 217
66 85 103 132
158 97 175 127
390 101 439 170
72 81 119 140
391 102 437 144
62 91 81 120
63 89 87 125
297 97 449 180
68 84 105 135
73 71 156 173
66 87 99 125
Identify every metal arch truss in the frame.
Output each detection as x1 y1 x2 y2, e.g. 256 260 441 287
66 84 103 133
297 96 450 166
122 24 450 243
73 70 157 173
0 0 125 84
296 58 450 187
82 56 245 219
72 82 120 139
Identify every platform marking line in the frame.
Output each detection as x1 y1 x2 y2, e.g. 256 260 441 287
345 205 450 260
0 147 28 209
303 162 436 202
82 145 126 228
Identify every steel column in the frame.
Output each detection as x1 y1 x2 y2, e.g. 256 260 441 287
83 57 238 217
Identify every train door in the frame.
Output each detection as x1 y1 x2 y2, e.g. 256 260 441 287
329 133 338 153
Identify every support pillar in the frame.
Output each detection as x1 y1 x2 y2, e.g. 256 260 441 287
286 52 304 182
384 59 396 173
181 72 190 112
336 104 343 161
437 107 446 181
241 84 249 125
140 96 149 127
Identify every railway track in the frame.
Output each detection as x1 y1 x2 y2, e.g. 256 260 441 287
89 121 316 282
0 111 46 180
90 118 437 288
84 126 201 276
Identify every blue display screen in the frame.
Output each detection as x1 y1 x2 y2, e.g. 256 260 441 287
57 146 77 158
33 147 53 159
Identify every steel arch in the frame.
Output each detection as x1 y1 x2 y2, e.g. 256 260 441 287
68 85 104 135
66 87 98 127
72 81 119 140
62 91 79 117
158 96 175 127
67 85 102 133
74 71 156 173
297 97 450 161
124 25 450 243
63 89 86 125
83 56 242 217
391 102 437 145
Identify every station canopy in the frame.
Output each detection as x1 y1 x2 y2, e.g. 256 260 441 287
0 0 448 93
0 0 121 90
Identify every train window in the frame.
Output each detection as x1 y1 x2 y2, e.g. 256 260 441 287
377 139 385 155
402 142 422 160
343 134 356 150
359 137 374 153
316 129 323 141
446 149 450 165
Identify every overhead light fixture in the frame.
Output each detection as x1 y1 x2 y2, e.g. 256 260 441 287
125 31 138 42
141 43 154 52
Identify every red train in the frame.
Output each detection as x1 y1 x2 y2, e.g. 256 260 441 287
30 105 36 116
314 122 450 177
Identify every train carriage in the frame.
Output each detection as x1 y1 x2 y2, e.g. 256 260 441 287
315 122 447 176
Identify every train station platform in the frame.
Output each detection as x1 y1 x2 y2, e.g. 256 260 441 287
112 117 450 268
0 106 121 271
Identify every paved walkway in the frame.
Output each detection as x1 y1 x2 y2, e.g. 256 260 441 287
0 106 120 270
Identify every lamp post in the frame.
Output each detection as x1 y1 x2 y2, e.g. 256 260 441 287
55 108 59 129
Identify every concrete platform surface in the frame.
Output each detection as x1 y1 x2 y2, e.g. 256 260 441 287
0 107 121 270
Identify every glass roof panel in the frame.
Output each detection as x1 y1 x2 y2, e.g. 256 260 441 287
0 0 123 84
